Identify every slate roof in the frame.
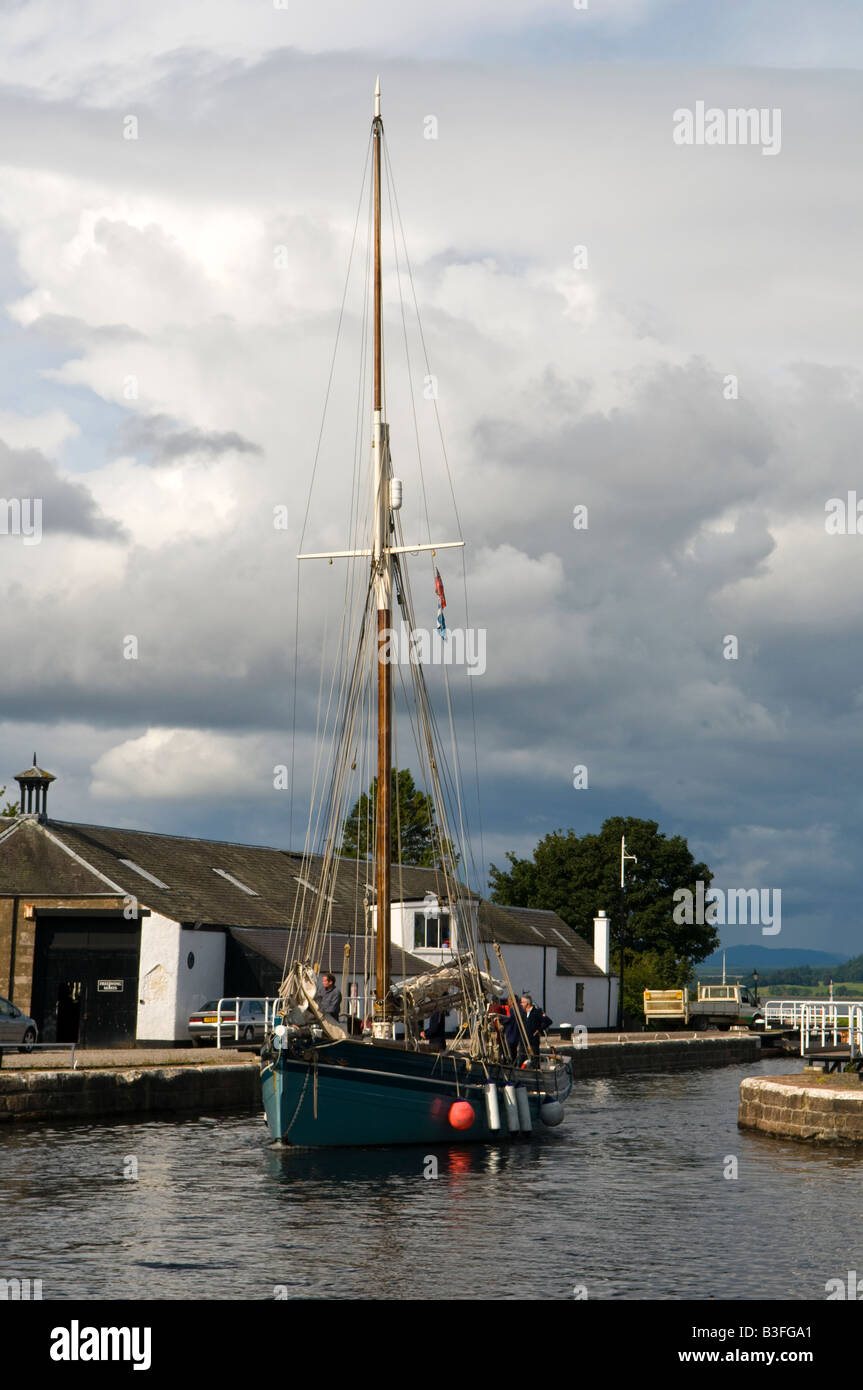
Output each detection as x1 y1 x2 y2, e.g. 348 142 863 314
478 901 605 978
0 816 610 981
0 816 474 930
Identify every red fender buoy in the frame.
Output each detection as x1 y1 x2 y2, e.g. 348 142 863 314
449 1100 475 1131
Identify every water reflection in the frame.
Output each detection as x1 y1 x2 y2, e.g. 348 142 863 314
1 1059 860 1300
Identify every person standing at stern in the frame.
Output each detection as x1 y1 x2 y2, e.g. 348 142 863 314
321 973 342 1024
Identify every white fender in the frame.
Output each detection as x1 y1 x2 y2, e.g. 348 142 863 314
515 1086 532 1133
502 1084 519 1132
484 1082 501 1131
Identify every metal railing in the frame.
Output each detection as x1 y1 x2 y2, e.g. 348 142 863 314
800 1003 842 1055
764 998 863 1030
212 997 279 1049
850 1005 863 1061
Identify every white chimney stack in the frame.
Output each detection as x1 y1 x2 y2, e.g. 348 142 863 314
594 909 610 975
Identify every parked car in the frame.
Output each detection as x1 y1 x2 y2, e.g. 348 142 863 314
0 996 38 1052
188 998 268 1045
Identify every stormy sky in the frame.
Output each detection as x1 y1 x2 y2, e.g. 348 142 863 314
1 1 862 954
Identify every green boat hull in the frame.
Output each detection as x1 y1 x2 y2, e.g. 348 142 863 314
261 1037 570 1148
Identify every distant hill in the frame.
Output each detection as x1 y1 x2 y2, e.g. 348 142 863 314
698 946 849 970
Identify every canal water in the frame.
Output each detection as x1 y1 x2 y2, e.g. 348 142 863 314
1 1057 860 1300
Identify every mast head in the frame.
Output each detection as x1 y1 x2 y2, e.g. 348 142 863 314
375 75 381 118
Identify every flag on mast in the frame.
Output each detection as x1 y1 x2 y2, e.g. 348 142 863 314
434 568 447 640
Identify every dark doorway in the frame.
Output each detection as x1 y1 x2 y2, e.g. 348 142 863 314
32 918 141 1047
56 981 82 1042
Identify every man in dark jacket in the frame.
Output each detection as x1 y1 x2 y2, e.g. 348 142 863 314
519 994 552 1062
320 973 342 1024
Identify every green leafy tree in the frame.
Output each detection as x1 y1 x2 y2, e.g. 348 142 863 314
0 785 18 816
342 768 456 868
620 949 694 1021
489 816 718 971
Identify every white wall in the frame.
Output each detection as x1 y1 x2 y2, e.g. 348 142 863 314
136 913 225 1041
388 898 477 967
174 928 226 1039
137 911 181 1040
492 942 618 1030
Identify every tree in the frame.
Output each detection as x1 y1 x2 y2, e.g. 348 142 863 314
489 816 718 971
0 785 18 816
620 949 694 1021
341 768 457 868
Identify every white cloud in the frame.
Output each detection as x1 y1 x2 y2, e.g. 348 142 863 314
90 727 268 800
0 45 861 948
0 409 79 455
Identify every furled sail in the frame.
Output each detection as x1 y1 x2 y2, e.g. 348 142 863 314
387 956 508 1025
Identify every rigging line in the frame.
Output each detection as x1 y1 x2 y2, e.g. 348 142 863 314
392 623 477 1002
290 128 372 853
310 584 377 948
302 548 374 879
440 656 471 912
289 576 375 968
386 137 462 542
385 138 488 889
282 597 331 981
297 129 373 556
342 165 374 670
390 588 447 906
383 135 433 548
391 719 410 1040
397 592 472 917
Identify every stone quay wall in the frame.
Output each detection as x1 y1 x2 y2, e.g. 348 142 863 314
0 1035 762 1124
0 1063 260 1123
739 1073 863 1144
566 1034 761 1078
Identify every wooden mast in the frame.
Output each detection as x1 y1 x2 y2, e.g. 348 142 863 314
373 77 392 1013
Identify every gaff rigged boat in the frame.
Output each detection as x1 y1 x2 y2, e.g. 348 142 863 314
260 81 572 1148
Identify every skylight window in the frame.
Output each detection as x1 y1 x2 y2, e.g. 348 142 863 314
294 875 336 904
552 928 571 946
118 859 170 889
212 868 259 896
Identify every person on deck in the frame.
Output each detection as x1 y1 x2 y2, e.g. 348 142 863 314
503 999 527 1063
421 1009 447 1052
520 994 552 1061
320 973 342 1024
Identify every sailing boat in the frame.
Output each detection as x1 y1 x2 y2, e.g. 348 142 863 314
260 81 572 1147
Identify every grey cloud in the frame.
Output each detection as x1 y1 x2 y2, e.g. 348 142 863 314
0 439 126 540
23 314 147 349
117 413 262 465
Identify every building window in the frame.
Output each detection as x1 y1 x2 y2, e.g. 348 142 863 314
212 868 258 896
118 859 170 889
575 983 584 1012
413 909 451 950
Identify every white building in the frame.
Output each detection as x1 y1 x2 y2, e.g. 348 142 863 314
0 787 618 1044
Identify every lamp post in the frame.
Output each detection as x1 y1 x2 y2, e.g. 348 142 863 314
618 833 638 1030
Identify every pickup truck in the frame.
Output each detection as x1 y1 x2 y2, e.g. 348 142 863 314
643 984 763 1029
